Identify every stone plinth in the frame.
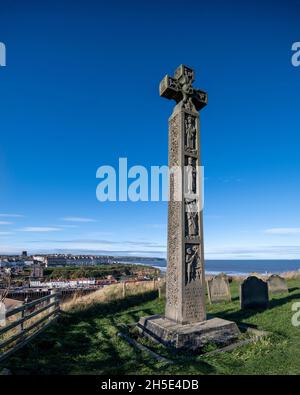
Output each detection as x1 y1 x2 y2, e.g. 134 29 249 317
138 315 240 351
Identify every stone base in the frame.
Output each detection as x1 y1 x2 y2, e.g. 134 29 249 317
138 315 240 351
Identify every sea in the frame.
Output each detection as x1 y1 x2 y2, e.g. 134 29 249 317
120 259 300 276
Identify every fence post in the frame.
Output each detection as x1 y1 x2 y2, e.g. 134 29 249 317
0 302 6 328
54 289 61 312
122 281 126 298
20 298 28 334
158 281 166 299
50 289 56 314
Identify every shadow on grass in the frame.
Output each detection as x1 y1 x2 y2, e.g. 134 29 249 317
214 292 300 326
0 291 165 375
288 287 300 293
2 290 218 375
268 292 300 309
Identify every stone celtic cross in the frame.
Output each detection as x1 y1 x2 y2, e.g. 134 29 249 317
138 67 239 349
160 64 207 324
160 64 207 112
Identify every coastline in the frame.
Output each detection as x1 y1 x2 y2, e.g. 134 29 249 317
119 259 300 280
221 269 300 282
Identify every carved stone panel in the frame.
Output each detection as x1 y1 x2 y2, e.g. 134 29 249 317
185 198 199 239
184 156 197 197
166 113 181 320
185 244 202 284
182 243 205 323
185 114 197 154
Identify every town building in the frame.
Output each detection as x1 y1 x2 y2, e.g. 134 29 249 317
29 278 96 289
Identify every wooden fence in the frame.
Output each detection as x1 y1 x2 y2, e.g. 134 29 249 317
0 291 60 363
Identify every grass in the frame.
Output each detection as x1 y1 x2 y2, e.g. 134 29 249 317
61 280 160 311
1 279 300 375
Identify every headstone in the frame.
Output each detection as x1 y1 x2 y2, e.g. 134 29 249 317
240 276 269 309
249 272 267 280
138 65 240 350
207 273 231 304
267 274 288 294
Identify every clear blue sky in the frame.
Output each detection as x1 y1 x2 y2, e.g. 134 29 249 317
0 0 300 258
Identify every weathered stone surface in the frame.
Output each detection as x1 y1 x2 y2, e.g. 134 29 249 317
268 274 288 294
207 273 231 304
164 65 207 324
138 315 240 351
249 272 267 280
138 65 240 351
240 276 269 309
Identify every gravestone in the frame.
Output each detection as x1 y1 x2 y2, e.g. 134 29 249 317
240 276 269 309
268 274 288 294
138 65 240 350
207 273 231 304
249 272 267 280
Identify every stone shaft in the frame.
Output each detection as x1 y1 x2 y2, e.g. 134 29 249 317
166 101 206 324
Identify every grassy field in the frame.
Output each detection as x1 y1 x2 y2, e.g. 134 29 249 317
1 279 300 375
